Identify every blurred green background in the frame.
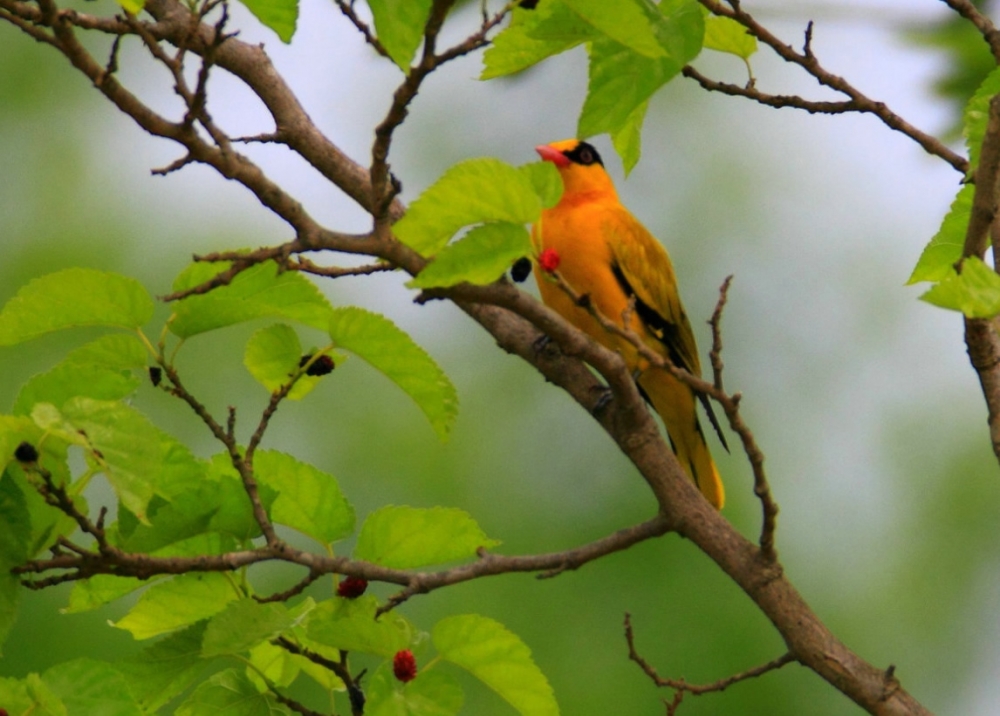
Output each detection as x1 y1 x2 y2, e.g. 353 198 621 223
2 1 999 714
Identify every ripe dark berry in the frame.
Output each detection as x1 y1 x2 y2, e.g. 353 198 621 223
510 257 532 283
299 354 335 376
14 441 39 463
538 248 561 273
519 0 539 8
337 576 368 599
393 650 417 683
149 366 162 386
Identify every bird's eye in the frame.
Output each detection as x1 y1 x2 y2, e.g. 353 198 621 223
578 147 594 164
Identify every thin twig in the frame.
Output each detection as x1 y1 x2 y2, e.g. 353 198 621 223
940 0 1000 63
694 0 968 174
625 613 796 701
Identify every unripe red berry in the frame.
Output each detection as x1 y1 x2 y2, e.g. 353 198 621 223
337 576 368 599
393 649 417 683
538 248 561 273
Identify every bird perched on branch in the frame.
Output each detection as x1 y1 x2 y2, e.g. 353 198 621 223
532 139 726 509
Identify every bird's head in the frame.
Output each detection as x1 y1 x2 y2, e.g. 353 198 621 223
535 139 617 201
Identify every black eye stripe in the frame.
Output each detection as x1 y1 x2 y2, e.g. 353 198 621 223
563 141 604 167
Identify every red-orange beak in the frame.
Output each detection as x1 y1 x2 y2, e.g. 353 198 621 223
535 144 570 167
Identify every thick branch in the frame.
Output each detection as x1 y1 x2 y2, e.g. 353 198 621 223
962 94 1000 466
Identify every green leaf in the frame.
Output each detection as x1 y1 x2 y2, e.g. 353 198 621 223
920 256 1000 317
201 452 278 541
964 65 1000 174
306 596 414 657
116 622 209 714
564 0 665 58
255 450 355 545
244 323 329 400
0 417 75 556
409 223 532 289
366 661 464 716
0 269 153 346
354 505 500 569
175 669 292 716
368 0 433 71
611 99 648 175
43 658 143 716
65 574 148 614
170 260 334 338
519 162 564 209
202 599 297 657
0 674 69 716
703 14 757 59
393 159 545 256
238 0 297 42
58 398 165 521
112 572 239 640
578 0 702 138
0 469 30 655
481 2 597 79
13 334 147 415
328 308 458 440
433 614 558 716
908 183 973 284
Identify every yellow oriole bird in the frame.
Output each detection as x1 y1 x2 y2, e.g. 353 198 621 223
532 139 726 509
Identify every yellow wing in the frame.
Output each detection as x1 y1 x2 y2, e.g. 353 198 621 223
603 209 702 378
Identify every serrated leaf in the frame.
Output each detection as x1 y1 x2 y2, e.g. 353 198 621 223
433 614 558 716
65 574 147 614
328 308 458 440
58 397 164 521
0 469 30 655
703 14 757 59
238 0 297 42
169 260 334 338
481 2 595 79
246 641 302 692
354 505 499 569
518 162 563 209
578 0 702 138
116 622 209 713
564 0 665 58
964 65 1000 174
255 450 355 545
13 333 147 415
0 678 65 716
201 452 279 541
43 658 143 716
368 0 433 71
112 572 239 640
908 184 973 284
409 223 532 289
306 596 414 657
920 256 1000 317
175 669 292 716
202 599 296 657
0 418 75 556
393 159 545 256
366 661 464 716
0 269 153 346
244 323 327 400
611 99 648 175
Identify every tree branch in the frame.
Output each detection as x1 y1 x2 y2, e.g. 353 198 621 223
694 0 968 175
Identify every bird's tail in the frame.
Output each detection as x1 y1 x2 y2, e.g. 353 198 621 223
639 369 725 509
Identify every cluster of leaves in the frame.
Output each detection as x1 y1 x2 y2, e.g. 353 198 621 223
909 66 1000 316
0 244 566 713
